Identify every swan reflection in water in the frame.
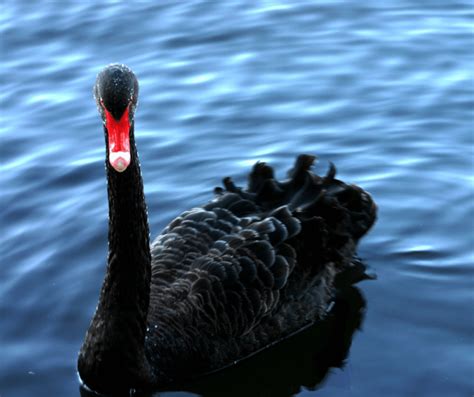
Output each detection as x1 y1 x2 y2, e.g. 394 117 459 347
80 283 368 397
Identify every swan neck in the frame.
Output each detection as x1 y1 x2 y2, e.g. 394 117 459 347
106 125 150 263
103 122 151 325
78 124 154 392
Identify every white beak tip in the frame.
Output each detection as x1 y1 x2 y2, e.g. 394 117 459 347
109 151 131 172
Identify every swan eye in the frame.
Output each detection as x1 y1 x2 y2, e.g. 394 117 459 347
97 99 106 123
128 101 136 122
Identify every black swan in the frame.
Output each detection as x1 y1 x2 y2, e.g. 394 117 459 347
78 64 377 395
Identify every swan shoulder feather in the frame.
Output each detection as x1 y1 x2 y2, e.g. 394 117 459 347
150 199 300 336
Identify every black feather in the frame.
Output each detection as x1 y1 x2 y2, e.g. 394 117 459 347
79 66 379 395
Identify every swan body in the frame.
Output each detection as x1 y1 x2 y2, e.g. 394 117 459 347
78 64 377 394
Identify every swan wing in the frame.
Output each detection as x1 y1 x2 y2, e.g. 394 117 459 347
150 199 300 336
148 154 376 341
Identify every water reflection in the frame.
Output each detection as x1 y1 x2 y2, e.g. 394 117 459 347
79 286 366 397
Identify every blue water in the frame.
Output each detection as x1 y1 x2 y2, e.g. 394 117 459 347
1 1 473 396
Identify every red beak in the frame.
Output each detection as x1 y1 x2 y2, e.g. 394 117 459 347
104 107 131 172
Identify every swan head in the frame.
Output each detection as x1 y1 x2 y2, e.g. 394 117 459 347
94 64 139 173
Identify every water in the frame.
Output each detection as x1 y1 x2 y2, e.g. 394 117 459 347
1 1 473 396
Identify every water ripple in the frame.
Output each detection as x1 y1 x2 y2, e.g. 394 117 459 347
1 1 473 396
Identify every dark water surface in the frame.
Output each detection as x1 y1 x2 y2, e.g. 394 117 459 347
1 1 473 396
